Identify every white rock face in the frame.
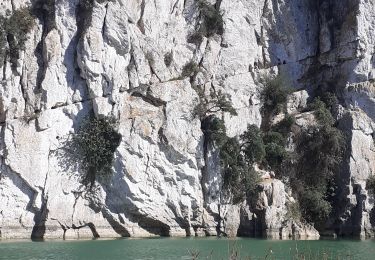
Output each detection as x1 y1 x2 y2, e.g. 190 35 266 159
238 179 319 239
0 0 374 239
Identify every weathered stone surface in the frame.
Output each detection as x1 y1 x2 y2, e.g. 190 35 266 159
237 179 319 239
287 90 309 114
0 0 375 240
334 110 375 238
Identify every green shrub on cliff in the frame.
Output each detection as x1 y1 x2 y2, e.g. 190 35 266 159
309 98 335 126
0 8 35 67
240 124 265 164
260 75 291 117
187 0 224 45
72 116 122 188
271 114 295 135
201 117 261 203
193 86 237 119
201 115 227 147
299 189 332 224
220 136 260 204
297 102 345 188
294 97 345 224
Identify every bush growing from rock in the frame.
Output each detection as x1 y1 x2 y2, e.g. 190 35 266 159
201 116 261 204
297 105 345 188
201 115 227 147
72 116 122 188
240 124 265 164
263 131 285 146
299 189 332 224
264 142 288 170
243 166 261 199
309 98 335 126
220 136 260 204
193 87 237 119
187 0 224 46
221 136 262 204
272 114 295 136
0 8 35 67
198 0 224 36
260 74 291 117
285 201 302 221
262 131 287 169
256 82 345 226
293 97 345 224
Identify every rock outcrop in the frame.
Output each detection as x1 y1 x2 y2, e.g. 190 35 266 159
0 0 374 239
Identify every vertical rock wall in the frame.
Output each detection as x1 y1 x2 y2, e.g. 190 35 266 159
0 0 374 239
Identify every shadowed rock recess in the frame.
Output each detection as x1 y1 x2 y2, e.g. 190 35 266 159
0 0 374 240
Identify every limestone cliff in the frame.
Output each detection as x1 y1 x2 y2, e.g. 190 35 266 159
0 0 374 239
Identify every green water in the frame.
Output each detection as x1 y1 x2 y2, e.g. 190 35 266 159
0 237 374 260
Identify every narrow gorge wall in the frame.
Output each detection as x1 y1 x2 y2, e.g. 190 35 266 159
0 0 374 239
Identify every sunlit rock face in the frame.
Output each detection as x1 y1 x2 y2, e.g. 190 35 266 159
0 0 374 239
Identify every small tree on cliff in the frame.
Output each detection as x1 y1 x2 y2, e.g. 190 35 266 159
71 115 122 188
0 8 35 67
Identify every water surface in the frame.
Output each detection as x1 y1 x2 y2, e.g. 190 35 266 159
0 237 373 259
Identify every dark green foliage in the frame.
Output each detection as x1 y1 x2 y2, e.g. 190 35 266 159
197 0 224 37
188 0 224 45
285 202 302 221
260 74 291 118
240 125 265 164
313 89 339 112
181 61 199 78
220 137 243 177
201 116 261 204
309 98 335 126
264 142 287 170
292 97 345 224
220 136 260 204
263 131 285 146
272 114 296 136
254 92 345 226
366 175 375 195
164 52 173 67
72 116 122 187
299 189 332 223
297 105 345 188
201 115 227 147
319 92 339 111
243 167 261 199
262 130 288 170
0 8 35 67
193 87 237 119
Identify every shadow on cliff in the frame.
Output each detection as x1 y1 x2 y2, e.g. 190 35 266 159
100 151 172 237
